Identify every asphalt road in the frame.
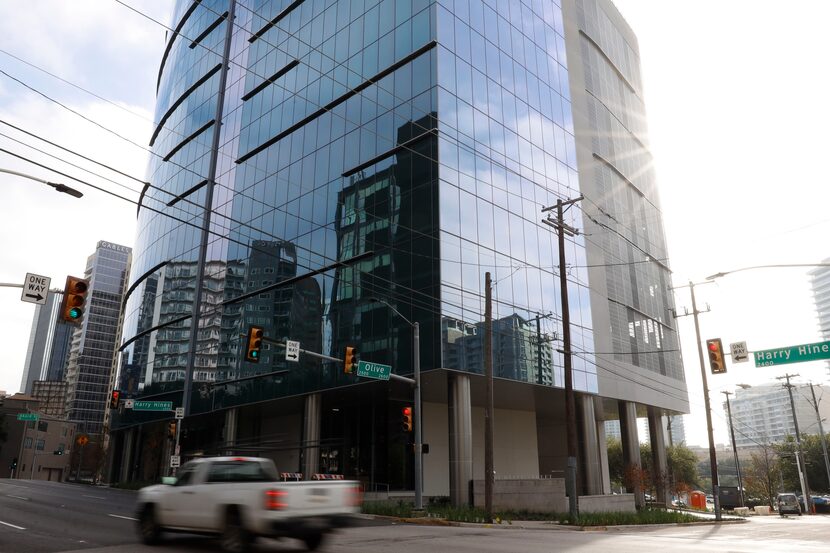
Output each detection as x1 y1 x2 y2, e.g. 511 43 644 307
2 479 830 553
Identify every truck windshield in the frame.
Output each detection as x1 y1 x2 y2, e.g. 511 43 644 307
206 460 278 483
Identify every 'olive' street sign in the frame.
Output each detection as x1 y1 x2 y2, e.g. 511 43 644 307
754 340 830 367
356 360 391 381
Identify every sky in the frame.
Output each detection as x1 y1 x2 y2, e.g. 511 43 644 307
1 1 829 448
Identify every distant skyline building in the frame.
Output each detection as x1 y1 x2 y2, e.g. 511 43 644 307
20 292 73 393
64 241 131 437
809 260 830 375
727 383 830 448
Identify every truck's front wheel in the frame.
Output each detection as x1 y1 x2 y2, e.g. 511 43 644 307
304 532 326 551
221 508 252 553
138 505 161 545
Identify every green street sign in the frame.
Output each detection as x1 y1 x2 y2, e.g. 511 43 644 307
754 340 830 367
132 400 173 411
17 413 39 421
356 360 391 381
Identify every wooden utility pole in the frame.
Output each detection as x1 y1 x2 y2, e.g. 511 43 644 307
778 373 812 514
721 391 744 506
484 272 494 522
808 383 830 490
542 196 582 519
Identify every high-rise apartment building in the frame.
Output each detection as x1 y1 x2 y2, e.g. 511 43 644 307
727 383 829 448
64 241 132 437
111 0 686 502
810 260 830 375
20 292 73 393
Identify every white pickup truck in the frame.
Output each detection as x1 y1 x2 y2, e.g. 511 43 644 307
136 456 361 552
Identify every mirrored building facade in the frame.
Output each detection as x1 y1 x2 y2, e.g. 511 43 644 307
111 0 686 503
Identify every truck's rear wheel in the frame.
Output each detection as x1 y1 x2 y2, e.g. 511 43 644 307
304 532 326 551
138 505 161 545
221 508 252 553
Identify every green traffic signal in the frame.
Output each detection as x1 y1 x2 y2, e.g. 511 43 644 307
68 307 82 319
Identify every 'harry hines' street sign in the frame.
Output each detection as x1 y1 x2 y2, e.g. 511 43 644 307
754 340 830 367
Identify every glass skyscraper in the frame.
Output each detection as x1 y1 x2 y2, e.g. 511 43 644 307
64 241 132 437
112 0 686 503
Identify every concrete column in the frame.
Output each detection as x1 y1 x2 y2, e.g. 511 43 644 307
618 400 644 508
303 393 321 477
596 413 611 494
648 406 669 506
223 408 238 455
448 373 473 506
119 428 135 483
579 395 602 495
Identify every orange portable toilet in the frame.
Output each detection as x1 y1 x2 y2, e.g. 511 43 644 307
690 490 706 510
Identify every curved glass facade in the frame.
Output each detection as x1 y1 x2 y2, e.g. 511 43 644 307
116 0 595 429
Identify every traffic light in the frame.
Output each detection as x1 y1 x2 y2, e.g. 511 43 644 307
60 275 89 323
707 338 727 374
402 406 413 432
109 390 121 409
11 458 17 469
168 422 177 439
245 325 264 362
344 346 357 374
53 449 63 456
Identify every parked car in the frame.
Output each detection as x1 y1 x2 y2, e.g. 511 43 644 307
136 456 361 552
776 493 801 516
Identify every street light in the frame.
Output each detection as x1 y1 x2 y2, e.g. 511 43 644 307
0 168 83 198
370 296 423 511
706 263 830 281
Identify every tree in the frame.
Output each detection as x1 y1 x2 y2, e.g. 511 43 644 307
667 444 700 494
774 434 830 494
743 443 780 508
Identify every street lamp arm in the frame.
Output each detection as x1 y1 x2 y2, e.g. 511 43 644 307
0 168 83 198
369 296 414 327
706 264 830 280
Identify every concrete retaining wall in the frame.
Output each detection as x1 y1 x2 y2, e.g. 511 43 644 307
579 493 636 513
472 478 567 512
471 479 633 514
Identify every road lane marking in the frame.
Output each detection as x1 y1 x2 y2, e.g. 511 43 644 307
108 514 137 521
7 495 29 501
82 495 105 499
0 520 25 530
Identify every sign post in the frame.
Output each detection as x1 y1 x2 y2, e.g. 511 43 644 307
20 273 50 305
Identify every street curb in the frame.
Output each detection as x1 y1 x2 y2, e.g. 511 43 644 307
361 513 749 531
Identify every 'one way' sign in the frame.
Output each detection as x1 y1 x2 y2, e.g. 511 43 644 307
21 272 51 305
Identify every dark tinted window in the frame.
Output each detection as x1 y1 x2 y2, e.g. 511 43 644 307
206 461 277 483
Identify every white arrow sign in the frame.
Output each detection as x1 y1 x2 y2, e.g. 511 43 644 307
730 341 749 363
21 273 50 305
286 340 300 362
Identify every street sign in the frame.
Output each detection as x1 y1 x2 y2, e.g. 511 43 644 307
170 455 180 468
76 434 89 447
16 413 39 421
132 400 173 411
730 341 749 363
286 340 300 362
20 272 50 305
175 407 184 419
356 360 391 381
754 339 830 367
125 399 134 409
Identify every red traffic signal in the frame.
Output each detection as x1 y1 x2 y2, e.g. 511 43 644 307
109 390 121 409
168 421 177 439
706 338 726 374
246 326 264 362
402 406 413 432
61 276 89 323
